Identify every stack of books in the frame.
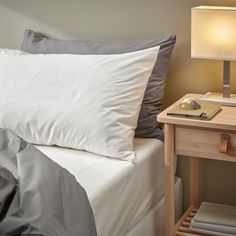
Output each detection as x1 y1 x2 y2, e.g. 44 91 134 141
190 202 236 235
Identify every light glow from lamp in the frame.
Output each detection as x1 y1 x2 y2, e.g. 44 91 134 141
191 6 236 106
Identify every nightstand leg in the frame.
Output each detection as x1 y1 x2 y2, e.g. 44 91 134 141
164 124 176 236
190 157 199 207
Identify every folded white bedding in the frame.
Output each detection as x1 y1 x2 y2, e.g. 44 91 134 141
35 138 165 236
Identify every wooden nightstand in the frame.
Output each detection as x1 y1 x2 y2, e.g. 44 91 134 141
157 94 236 236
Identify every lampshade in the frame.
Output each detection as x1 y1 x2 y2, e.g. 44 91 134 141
191 6 236 61
191 6 236 106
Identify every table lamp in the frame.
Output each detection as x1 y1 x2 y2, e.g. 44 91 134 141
191 6 236 106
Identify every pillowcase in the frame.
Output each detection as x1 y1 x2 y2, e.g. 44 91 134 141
0 48 28 55
0 46 160 162
21 29 176 141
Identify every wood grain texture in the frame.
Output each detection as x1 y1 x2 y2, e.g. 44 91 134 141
164 124 176 236
157 94 236 236
158 94 236 131
175 126 236 162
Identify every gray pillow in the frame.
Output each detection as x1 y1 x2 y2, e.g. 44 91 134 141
21 29 176 141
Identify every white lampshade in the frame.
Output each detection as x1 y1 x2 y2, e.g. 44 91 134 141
191 6 236 61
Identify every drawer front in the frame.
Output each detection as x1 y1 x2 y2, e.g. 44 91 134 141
175 126 236 162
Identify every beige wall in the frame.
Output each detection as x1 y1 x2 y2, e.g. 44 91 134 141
1 0 236 209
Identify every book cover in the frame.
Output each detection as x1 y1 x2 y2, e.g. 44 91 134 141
167 102 221 120
190 202 236 235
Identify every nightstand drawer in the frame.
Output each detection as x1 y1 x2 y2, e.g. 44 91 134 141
175 126 236 162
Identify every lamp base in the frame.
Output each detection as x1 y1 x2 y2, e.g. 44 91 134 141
199 92 236 106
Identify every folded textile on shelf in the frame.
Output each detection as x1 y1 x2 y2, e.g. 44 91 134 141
190 202 236 236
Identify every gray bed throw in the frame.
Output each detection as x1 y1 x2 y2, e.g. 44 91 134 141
0 128 97 236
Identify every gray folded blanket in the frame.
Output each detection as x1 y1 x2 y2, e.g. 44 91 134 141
0 128 97 236
0 166 17 221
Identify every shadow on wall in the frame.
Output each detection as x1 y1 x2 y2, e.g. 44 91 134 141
0 0 191 107
0 0 236 106
0 0 182 40
1 0 236 40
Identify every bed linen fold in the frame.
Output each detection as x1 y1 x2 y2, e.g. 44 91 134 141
36 138 166 236
0 128 97 236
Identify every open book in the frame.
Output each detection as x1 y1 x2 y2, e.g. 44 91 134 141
167 102 221 120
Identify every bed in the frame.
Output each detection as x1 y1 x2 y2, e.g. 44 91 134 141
0 30 181 235
35 138 183 236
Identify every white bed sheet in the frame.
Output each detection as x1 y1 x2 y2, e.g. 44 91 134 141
127 177 183 236
35 138 166 236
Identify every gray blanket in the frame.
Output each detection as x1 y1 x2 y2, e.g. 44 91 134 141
0 128 97 236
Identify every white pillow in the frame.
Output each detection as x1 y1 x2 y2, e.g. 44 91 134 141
0 46 159 162
0 48 29 55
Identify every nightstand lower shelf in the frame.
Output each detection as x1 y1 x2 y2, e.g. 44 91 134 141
175 206 211 236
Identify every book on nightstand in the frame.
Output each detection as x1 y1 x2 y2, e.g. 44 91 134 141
167 102 221 120
190 202 236 236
